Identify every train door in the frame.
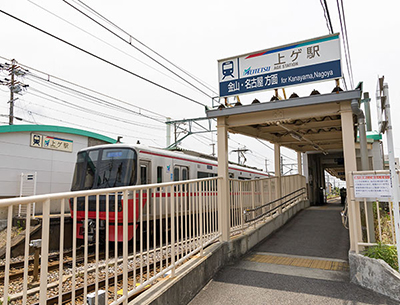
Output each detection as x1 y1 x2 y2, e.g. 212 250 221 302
139 160 151 185
173 165 189 241
173 165 189 188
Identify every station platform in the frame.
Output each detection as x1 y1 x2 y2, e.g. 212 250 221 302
189 198 397 304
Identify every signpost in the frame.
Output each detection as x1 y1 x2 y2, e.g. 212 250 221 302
218 33 342 97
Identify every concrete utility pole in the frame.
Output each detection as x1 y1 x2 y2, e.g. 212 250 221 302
381 81 400 270
9 60 15 125
0 59 29 124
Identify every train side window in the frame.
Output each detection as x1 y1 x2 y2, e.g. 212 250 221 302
174 167 180 181
182 168 188 181
157 166 163 183
140 165 147 185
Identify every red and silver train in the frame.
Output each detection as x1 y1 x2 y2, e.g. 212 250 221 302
70 144 269 242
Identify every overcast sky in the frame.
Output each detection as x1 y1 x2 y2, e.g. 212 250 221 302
0 0 398 177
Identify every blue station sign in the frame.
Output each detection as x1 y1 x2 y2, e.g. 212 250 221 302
218 33 342 97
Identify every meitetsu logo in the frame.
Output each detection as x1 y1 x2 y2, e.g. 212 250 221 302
243 66 271 76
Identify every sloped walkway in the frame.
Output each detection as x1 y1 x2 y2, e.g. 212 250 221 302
189 198 397 304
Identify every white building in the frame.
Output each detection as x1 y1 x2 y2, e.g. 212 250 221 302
0 124 115 220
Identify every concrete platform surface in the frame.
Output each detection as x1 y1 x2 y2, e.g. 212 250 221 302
189 199 397 304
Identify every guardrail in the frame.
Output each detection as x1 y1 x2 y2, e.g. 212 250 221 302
0 177 220 305
0 174 308 304
229 174 306 232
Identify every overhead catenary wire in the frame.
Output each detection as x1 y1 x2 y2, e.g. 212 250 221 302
70 0 220 98
0 10 208 108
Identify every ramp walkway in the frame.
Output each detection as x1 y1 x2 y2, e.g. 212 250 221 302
189 198 397 304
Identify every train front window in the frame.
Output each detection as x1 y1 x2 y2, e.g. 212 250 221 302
71 148 137 190
96 149 136 188
71 150 99 191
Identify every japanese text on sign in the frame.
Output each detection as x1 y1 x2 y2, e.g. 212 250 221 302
30 133 73 153
353 174 392 200
218 33 341 97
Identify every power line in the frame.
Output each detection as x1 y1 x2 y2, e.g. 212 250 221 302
336 0 354 89
1 57 167 121
71 0 219 98
0 9 208 108
0 54 167 121
320 0 334 34
26 87 165 130
62 0 215 100
14 102 163 144
255 139 296 161
27 0 210 97
26 74 166 124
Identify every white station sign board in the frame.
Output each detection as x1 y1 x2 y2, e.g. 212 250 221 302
353 174 392 200
30 133 73 153
218 33 342 97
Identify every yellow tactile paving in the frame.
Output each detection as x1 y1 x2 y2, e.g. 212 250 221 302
244 253 349 271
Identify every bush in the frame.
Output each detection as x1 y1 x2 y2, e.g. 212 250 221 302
363 243 399 271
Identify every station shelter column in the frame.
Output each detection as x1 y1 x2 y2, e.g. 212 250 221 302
217 117 230 242
297 152 302 175
274 143 282 211
341 102 362 251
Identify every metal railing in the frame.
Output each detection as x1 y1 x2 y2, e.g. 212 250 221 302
229 174 306 232
348 170 399 253
0 174 308 304
0 177 220 304
243 187 306 223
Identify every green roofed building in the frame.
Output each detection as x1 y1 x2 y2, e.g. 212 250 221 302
0 125 116 204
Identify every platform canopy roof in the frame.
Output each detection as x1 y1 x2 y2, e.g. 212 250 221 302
206 89 363 180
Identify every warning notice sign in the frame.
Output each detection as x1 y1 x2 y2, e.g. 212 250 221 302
353 174 391 200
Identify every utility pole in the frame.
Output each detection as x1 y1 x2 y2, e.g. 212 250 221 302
9 60 15 125
0 59 29 124
381 80 400 269
231 146 251 165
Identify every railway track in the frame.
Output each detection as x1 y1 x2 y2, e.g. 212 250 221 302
37 259 162 305
2 237 213 304
0 244 103 284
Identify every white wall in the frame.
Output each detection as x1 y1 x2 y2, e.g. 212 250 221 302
0 131 89 198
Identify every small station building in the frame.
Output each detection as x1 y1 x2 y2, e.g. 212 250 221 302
0 125 116 223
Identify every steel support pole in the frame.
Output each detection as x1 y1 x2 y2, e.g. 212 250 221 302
274 143 282 213
217 117 230 242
